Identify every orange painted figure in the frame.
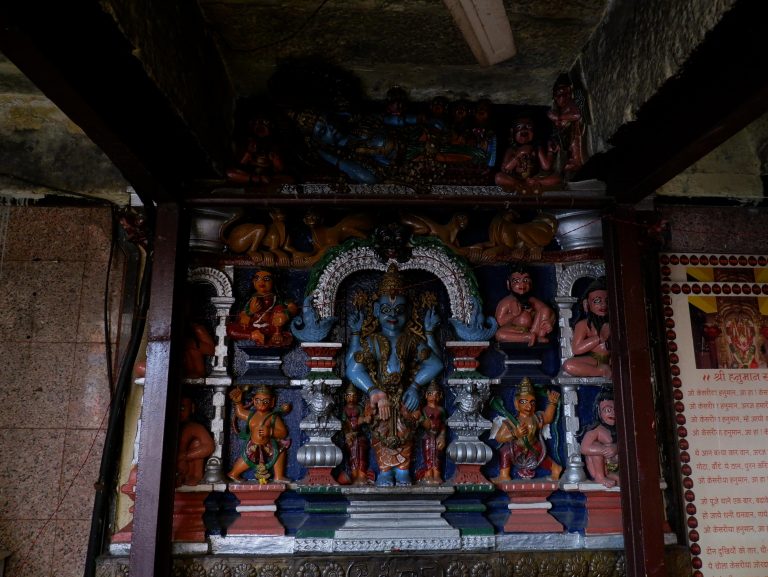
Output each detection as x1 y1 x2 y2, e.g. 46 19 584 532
547 74 585 173
562 278 611 378
494 266 555 346
183 323 215 378
227 269 298 346
340 384 372 484
176 397 215 486
495 117 562 195
228 386 291 483
492 378 561 481
580 389 619 487
416 382 447 484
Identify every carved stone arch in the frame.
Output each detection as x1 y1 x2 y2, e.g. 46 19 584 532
188 266 233 299
554 261 606 368
311 245 475 324
555 261 606 298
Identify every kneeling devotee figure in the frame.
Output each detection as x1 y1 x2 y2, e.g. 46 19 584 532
346 265 444 486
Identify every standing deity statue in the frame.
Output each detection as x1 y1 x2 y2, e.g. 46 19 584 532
416 381 447 484
340 384 372 484
547 73 586 174
345 265 444 486
491 378 561 481
228 386 291 483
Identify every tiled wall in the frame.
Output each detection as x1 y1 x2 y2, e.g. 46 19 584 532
0 206 122 577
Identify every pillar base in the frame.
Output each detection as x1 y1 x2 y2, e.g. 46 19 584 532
228 482 287 535
495 480 563 533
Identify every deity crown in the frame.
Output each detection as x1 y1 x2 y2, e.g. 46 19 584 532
378 264 405 299
516 377 535 398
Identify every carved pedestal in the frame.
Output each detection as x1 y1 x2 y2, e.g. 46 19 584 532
295 342 343 485
227 483 287 535
496 480 563 533
333 486 460 551
581 484 622 534
173 485 213 543
445 341 495 486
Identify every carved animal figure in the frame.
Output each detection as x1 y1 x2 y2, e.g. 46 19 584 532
400 212 469 250
223 208 308 266
471 211 557 260
303 211 375 263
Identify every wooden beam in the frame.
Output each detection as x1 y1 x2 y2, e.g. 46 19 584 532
582 0 768 204
603 206 667 577
129 203 187 576
0 2 231 203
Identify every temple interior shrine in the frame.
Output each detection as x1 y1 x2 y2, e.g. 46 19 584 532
1 2 767 577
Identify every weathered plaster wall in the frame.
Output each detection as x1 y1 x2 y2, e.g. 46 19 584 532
657 128 763 199
0 95 129 203
578 0 737 154
0 207 121 577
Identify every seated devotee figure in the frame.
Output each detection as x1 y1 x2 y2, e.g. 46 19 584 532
562 278 611 378
491 378 561 481
345 265 443 486
580 388 620 488
226 115 291 186
226 269 298 346
227 386 291 483
494 266 555 346
340 384 372 485
416 382 447 485
176 397 215 486
495 117 562 195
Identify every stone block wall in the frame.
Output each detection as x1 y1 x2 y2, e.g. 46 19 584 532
0 206 121 577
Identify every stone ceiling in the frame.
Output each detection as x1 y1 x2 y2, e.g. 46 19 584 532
196 0 607 105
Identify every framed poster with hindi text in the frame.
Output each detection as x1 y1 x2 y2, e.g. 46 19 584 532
660 253 768 577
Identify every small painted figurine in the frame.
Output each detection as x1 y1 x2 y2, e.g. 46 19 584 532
226 116 289 186
562 278 611 378
228 386 291 483
226 269 298 346
176 397 215 486
547 74 585 174
580 388 619 487
491 378 561 481
494 265 555 346
416 382 447 485
495 117 561 195
340 384 372 485
345 264 443 486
